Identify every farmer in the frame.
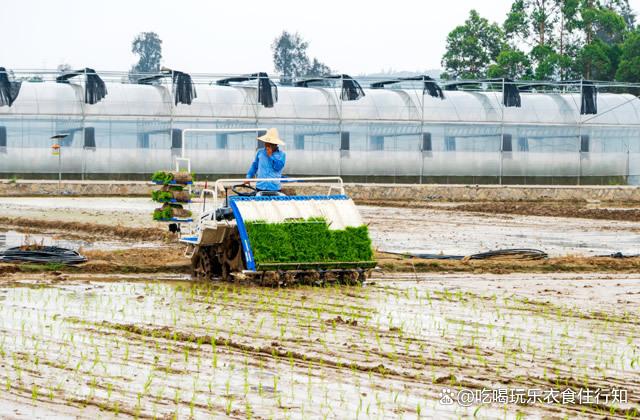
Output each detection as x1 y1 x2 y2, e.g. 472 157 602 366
245 128 287 192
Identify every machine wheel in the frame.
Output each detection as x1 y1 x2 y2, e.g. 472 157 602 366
281 271 296 286
192 246 222 281
260 271 281 287
220 230 245 281
340 270 361 286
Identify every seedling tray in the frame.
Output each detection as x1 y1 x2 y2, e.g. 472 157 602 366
153 180 193 185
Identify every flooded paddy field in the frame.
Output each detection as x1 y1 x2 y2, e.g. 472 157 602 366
0 196 639 417
0 272 638 419
361 205 640 257
2 197 640 257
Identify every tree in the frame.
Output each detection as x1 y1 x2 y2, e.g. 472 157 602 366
504 0 564 47
503 0 580 79
441 10 505 79
56 63 72 73
271 31 333 82
488 48 534 79
579 3 628 77
272 31 310 84
616 29 640 81
131 32 162 75
601 0 636 29
441 1 636 82
578 39 615 79
306 58 332 77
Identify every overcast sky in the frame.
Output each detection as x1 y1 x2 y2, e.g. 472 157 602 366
1 0 639 75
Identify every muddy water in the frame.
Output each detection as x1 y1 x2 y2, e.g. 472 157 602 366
0 231 87 251
0 231 161 252
362 205 640 257
0 273 638 419
4 197 640 257
0 197 155 228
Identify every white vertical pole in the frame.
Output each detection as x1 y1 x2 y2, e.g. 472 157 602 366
58 148 62 191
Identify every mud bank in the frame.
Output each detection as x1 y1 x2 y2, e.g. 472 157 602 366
3 247 640 277
2 180 640 202
358 199 640 222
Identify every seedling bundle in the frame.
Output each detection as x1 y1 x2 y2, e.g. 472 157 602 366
151 171 194 185
245 217 374 269
151 171 194 222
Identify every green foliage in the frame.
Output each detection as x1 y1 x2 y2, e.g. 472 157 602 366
130 32 162 75
19 262 66 272
488 48 534 79
441 10 505 79
578 39 616 80
245 218 374 266
272 31 332 84
616 30 640 82
443 1 638 82
530 44 561 80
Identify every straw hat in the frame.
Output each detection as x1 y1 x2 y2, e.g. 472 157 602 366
257 128 285 146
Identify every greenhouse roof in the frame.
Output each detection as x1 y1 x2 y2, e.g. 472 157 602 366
0 69 639 126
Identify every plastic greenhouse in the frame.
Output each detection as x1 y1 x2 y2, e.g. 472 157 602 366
1 69 639 184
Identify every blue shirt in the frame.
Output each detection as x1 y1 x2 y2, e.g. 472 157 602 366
246 147 286 191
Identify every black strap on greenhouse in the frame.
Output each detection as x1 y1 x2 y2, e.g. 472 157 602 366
56 68 107 105
370 75 445 100
295 74 365 101
0 67 22 107
519 80 598 115
579 80 598 115
138 68 197 106
171 70 197 106
216 72 278 108
0 246 87 265
444 79 521 107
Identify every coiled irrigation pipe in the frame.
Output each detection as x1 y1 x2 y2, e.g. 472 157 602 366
0 246 87 265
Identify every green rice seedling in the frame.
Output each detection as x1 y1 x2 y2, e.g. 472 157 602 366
225 397 233 416
245 218 374 268
151 171 174 184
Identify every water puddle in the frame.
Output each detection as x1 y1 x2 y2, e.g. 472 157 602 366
0 230 161 252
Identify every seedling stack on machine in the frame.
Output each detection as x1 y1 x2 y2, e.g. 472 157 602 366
152 128 376 286
151 171 193 222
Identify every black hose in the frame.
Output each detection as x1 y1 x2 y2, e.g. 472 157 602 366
0 246 87 265
468 248 548 260
595 252 640 259
386 248 548 261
